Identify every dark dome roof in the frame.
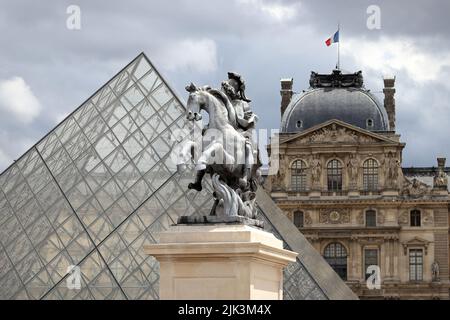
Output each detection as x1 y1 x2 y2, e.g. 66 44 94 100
281 70 390 133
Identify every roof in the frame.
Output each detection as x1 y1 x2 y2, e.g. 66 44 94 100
281 70 390 133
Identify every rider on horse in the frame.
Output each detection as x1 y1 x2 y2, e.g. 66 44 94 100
187 72 259 192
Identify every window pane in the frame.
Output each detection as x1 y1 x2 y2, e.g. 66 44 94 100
323 242 347 280
327 160 342 191
410 210 421 227
293 211 304 228
409 249 423 281
365 210 376 227
363 159 378 191
291 160 306 191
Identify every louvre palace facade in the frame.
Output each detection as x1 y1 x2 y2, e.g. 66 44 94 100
265 70 450 299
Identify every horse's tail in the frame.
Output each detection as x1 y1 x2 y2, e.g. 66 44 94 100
208 89 237 128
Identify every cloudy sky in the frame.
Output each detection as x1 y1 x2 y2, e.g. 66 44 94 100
0 0 450 172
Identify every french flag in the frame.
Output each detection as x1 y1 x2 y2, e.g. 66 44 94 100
325 30 339 46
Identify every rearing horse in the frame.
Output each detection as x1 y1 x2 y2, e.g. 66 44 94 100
184 83 251 188
176 83 260 218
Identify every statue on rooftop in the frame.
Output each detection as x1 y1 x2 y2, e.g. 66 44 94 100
434 158 448 190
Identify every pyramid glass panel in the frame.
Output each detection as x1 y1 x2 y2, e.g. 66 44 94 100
0 53 329 299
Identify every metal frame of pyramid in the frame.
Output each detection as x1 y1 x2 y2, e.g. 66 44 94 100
0 53 356 300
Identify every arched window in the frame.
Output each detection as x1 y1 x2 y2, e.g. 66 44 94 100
363 159 378 191
327 159 342 191
324 242 347 280
365 210 376 227
410 209 421 227
293 210 304 228
291 160 307 191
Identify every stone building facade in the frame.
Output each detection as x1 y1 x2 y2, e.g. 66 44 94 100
265 70 450 299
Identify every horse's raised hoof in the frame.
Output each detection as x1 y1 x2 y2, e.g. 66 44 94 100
188 182 203 191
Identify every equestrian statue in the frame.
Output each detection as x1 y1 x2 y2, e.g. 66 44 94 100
175 72 262 226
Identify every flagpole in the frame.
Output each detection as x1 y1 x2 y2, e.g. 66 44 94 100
337 22 340 70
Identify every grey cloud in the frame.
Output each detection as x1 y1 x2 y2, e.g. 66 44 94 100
0 0 449 171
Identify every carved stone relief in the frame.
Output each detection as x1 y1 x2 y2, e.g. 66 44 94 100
272 169 286 191
272 154 287 191
285 210 293 221
398 211 409 225
310 154 322 187
319 209 350 224
383 152 400 188
347 154 359 189
304 211 313 225
401 178 431 198
402 237 429 255
422 211 434 226
357 211 364 225
377 210 385 225
295 123 379 145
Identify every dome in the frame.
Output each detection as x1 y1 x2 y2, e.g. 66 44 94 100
281 70 390 133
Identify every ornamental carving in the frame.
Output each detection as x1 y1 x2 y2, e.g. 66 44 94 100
285 210 293 221
383 152 400 188
398 211 408 225
377 211 385 225
357 211 364 225
296 124 378 145
401 237 429 255
309 69 364 88
377 210 385 225
319 209 350 224
272 169 286 191
347 154 359 189
304 212 313 225
422 211 434 226
401 178 431 198
310 154 322 185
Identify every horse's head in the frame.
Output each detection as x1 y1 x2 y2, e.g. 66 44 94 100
185 83 206 121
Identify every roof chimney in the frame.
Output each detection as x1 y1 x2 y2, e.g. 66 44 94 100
280 78 293 120
383 76 396 131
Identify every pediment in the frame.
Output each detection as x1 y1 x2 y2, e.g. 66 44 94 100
402 237 430 255
404 237 429 246
280 119 397 146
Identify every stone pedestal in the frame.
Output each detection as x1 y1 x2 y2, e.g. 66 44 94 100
144 224 297 300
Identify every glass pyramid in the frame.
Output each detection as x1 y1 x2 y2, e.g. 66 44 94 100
0 53 327 300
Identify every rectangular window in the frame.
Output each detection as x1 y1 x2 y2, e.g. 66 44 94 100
365 210 376 227
409 249 423 281
291 161 306 192
291 174 306 191
364 249 378 280
410 210 421 227
293 211 304 228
